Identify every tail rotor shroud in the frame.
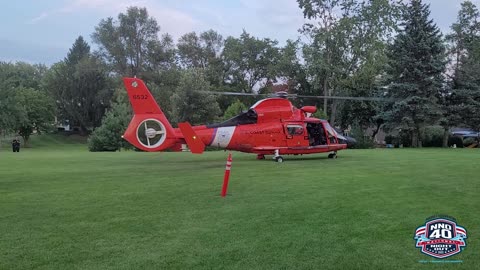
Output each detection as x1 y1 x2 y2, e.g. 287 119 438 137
136 119 167 148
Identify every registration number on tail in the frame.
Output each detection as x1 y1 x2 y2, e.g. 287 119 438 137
132 95 148 100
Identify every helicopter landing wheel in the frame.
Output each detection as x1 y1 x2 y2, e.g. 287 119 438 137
257 154 265 160
273 149 283 162
328 153 337 159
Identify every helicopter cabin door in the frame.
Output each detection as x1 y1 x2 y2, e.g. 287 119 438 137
285 124 308 147
306 123 328 146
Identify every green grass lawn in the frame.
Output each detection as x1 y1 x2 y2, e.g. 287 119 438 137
1 135 479 269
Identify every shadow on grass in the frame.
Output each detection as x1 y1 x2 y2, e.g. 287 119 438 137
248 154 338 162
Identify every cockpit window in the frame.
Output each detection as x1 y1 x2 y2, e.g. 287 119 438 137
287 125 304 136
206 109 258 128
324 123 338 144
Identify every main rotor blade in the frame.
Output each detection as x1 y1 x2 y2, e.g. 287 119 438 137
201 91 393 102
294 94 394 102
199 91 265 97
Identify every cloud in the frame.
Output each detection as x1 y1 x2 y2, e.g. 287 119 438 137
0 39 67 65
27 0 200 39
69 0 148 12
240 0 305 27
192 5 228 30
229 0 305 42
28 12 48 24
147 5 199 39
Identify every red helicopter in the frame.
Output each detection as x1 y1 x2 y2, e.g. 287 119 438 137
122 77 353 162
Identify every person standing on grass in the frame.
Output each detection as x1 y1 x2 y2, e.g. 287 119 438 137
12 137 20 152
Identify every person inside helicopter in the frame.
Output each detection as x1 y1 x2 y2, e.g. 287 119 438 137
307 123 327 146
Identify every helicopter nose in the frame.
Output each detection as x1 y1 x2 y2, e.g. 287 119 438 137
338 135 356 147
346 136 357 147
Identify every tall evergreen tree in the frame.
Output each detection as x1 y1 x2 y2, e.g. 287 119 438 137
382 0 446 147
88 89 132 152
65 36 91 66
44 36 112 134
443 1 480 144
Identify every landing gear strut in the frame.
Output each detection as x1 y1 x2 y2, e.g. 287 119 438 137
273 149 284 163
257 154 265 160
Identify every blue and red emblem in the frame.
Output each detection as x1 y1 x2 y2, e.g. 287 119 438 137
414 217 467 259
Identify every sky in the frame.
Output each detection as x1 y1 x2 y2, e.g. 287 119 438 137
0 0 476 65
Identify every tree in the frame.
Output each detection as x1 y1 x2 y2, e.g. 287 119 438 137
88 89 132 151
170 69 221 125
456 45 480 132
0 88 23 135
65 36 91 66
0 61 47 90
0 62 49 135
44 36 112 134
223 99 247 120
14 87 55 146
177 30 224 86
222 31 280 94
276 40 311 95
382 0 446 147
447 1 480 72
298 0 399 125
92 6 175 77
177 30 222 68
339 69 382 133
442 1 480 146
146 69 181 121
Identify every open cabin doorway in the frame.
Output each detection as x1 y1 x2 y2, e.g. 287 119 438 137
306 123 328 146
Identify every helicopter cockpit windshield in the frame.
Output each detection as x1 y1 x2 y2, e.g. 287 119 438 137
206 109 258 128
323 122 347 144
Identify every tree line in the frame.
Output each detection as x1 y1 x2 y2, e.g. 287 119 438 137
0 0 479 150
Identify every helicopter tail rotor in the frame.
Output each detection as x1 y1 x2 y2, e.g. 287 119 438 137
122 78 176 151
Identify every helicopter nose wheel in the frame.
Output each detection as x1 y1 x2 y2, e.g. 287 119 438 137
328 152 337 159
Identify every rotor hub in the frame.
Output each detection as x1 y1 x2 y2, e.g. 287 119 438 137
146 128 157 139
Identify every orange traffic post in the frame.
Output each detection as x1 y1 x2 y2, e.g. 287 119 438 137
221 153 232 197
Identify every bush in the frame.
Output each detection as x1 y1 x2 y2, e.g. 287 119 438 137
422 126 444 147
385 127 446 148
88 100 132 152
384 131 411 147
385 135 395 145
463 137 477 147
349 124 374 149
448 136 464 148
397 131 412 147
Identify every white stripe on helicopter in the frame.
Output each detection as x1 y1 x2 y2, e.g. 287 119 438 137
211 127 236 148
